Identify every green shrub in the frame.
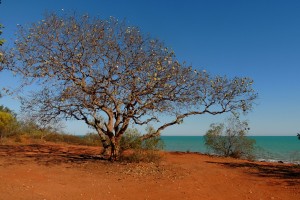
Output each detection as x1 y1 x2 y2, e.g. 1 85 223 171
204 116 255 159
42 132 102 146
18 117 67 140
44 133 81 144
81 133 102 146
120 128 142 151
43 132 64 142
0 111 19 139
119 128 164 163
0 106 102 146
19 121 47 139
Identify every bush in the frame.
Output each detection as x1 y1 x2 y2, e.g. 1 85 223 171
18 116 66 140
43 132 69 143
81 133 102 146
19 120 48 139
43 132 102 146
0 111 18 139
0 105 102 146
119 128 164 163
120 128 142 151
204 116 255 159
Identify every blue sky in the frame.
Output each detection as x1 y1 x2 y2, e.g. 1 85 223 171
0 0 299 136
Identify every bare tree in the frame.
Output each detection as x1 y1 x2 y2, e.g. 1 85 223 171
2 13 257 160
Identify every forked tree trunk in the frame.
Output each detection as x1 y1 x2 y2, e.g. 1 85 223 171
96 131 111 159
110 136 122 161
101 141 111 159
97 132 122 161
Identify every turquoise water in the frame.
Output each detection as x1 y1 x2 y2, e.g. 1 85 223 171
160 136 300 163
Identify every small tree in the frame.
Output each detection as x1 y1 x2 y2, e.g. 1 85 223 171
2 13 257 160
204 116 255 159
0 106 19 140
0 111 17 140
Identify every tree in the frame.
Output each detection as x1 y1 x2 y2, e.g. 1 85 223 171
0 111 17 140
0 106 18 140
2 13 257 160
204 116 255 159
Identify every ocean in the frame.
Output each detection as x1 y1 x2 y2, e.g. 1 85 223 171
160 136 300 163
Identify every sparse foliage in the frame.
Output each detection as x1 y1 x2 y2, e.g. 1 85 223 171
81 133 102 146
18 115 64 139
204 116 255 159
0 23 5 96
2 13 257 160
0 24 4 67
0 24 4 46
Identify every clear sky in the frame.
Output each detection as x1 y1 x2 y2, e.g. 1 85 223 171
0 0 299 136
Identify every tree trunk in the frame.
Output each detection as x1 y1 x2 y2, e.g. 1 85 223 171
110 136 121 161
101 140 111 159
96 128 123 161
96 131 111 159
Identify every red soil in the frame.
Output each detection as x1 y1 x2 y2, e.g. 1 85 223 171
0 143 299 200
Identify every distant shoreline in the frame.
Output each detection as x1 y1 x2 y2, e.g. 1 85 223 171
160 136 300 164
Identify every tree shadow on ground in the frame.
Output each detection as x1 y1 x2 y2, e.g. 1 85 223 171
206 160 300 186
0 144 105 166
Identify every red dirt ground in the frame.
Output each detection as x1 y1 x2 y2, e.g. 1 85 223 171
0 143 299 200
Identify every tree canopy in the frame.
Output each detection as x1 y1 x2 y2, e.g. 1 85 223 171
0 24 5 68
0 24 4 46
1 13 257 160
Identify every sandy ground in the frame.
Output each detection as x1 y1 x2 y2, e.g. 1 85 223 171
0 143 299 200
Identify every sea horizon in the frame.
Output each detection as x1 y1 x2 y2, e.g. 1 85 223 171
77 134 300 163
160 136 300 164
